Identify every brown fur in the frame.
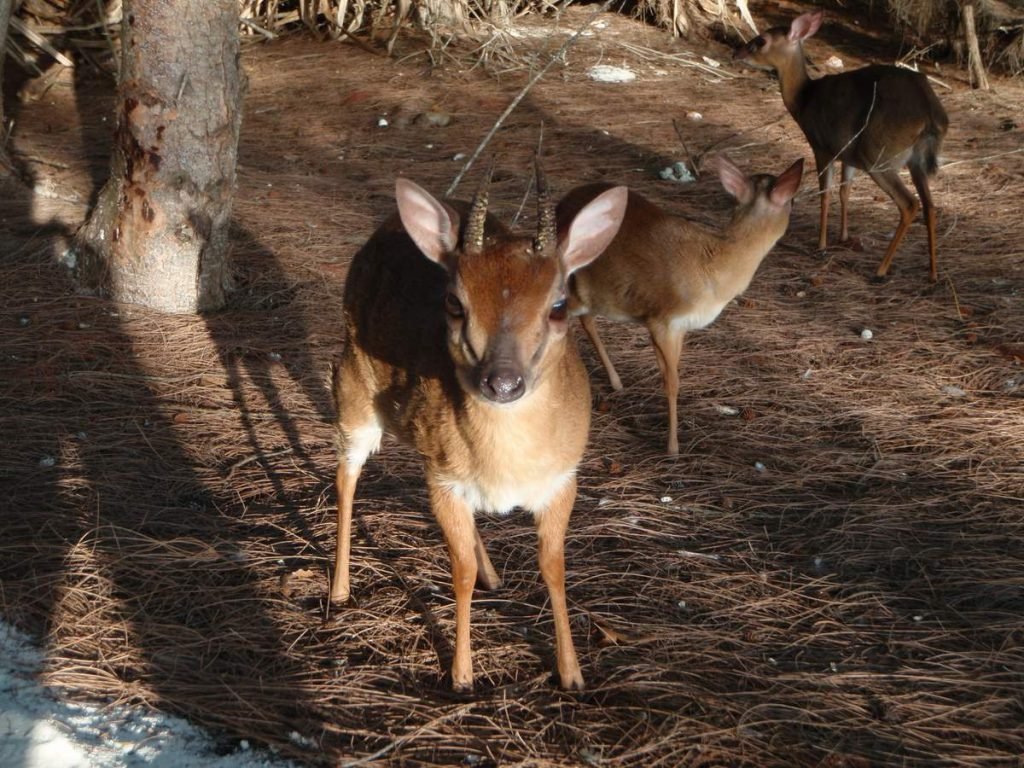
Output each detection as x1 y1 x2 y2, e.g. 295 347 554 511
332 178 627 691
557 157 803 455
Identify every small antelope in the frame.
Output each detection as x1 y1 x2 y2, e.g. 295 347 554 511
734 9 949 282
557 156 803 456
331 165 627 691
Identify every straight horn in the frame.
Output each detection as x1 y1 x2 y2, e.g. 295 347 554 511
464 160 495 255
533 157 557 255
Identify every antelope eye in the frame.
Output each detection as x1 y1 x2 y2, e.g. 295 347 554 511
549 298 568 321
444 292 464 318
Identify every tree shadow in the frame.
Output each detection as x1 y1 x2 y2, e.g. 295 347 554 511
203 223 334 556
0 37 331 765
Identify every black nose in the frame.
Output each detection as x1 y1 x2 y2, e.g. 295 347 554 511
480 368 525 403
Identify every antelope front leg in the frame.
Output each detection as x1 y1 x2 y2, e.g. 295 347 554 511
580 313 623 391
815 156 834 252
429 482 479 692
649 323 686 456
534 476 584 691
331 460 362 603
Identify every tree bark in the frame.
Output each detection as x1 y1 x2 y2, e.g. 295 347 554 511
962 1 990 90
73 0 244 313
0 0 14 177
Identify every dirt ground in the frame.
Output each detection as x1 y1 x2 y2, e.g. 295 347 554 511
2 2 1023 766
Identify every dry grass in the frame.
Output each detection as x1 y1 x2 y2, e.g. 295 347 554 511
2 6 1023 766
10 0 1024 79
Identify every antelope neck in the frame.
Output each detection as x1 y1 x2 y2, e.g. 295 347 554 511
777 51 812 117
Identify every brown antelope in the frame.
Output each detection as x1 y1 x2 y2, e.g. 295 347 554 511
331 164 628 691
734 9 949 282
557 156 803 456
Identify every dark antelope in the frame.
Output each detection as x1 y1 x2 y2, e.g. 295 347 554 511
735 9 949 281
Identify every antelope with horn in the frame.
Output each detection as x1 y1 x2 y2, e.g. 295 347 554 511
331 162 628 691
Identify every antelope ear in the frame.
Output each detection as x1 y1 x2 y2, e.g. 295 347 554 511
395 178 460 268
557 186 628 275
714 155 754 206
789 10 823 42
770 158 805 206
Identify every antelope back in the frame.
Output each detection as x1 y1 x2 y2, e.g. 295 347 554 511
556 157 802 319
556 183 682 320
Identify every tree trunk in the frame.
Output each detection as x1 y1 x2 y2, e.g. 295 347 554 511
73 0 244 313
962 1 990 90
0 0 14 177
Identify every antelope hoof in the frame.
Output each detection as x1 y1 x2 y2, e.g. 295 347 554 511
329 583 350 604
451 676 474 694
869 272 891 285
559 669 585 692
476 572 502 591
